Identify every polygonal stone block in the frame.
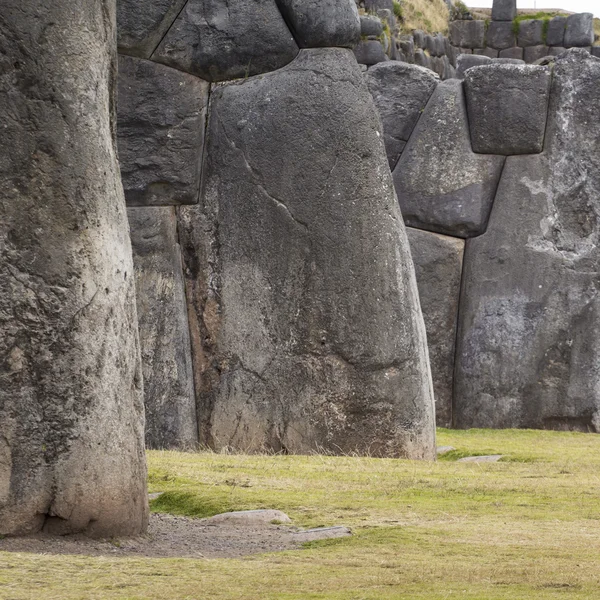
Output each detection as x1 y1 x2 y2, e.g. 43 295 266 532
518 19 544 47
487 21 516 49
547 16 567 46
564 13 594 48
491 0 516 22
450 20 485 49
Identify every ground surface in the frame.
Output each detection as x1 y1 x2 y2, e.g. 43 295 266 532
1 428 600 599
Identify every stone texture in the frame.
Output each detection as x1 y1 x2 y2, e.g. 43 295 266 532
454 50 600 432
354 40 389 65
524 45 550 64
499 46 524 60
206 510 292 524
487 21 516 50
455 54 492 79
152 0 299 82
518 19 544 47
549 46 567 56
393 79 505 238
276 0 361 49
449 20 485 49
474 47 499 58
292 526 352 541
458 455 503 463
0 0 147 536
406 228 465 428
564 13 594 48
367 62 439 169
117 56 209 207
128 208 197 450
414 49 430 69
547 16 567 47
413 30 426 49
360 15 383 37
464 64 551 155
593 47 600 59
179 48 436 458
491 0 516 22
494 57 525 64
117 0 186 58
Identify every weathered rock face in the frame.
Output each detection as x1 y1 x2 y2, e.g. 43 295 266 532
407 229 464 428
464 64 551 155
0 0 147 536
547 16 567 47
491 0 516 22
518 20 544 47
128 208 197 450
487 21 516 50
117 0 186 58
179 48 436 458
275 0 360 49
455 54 492 79
367 62 439 169
564 13 594 48
117 56 210 207
455 50 600 432
152 0 299 82
449 20 485 49
354 40 389 66
393 80 505 238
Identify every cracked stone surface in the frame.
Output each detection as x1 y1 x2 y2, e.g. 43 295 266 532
128 207 198 450
152 0 299 82
393 79 505 238
178 48 436 458
117 0 187 58
117 55 209 207
367 62 439 170
454 50 600 431
407 228 464 428
0 0 147 536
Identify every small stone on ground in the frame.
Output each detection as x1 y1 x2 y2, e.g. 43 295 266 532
458 455 504 463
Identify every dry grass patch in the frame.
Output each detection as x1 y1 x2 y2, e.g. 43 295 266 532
2 429 600 599
398 0 450 35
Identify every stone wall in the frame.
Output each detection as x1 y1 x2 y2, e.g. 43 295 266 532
117 0 436 458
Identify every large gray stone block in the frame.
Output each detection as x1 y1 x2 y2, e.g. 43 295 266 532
117 0 186 58
546 16 567 47
367 62 439 169
593 47 600 58
564 13 594 48
487 21 516 50
524 45 550 63
449 20 485 49
179 48 436 458
407 229 464 428
117 56 209 207
518 19 544 47
0 0 147 537
354 40 389 65
499 46 523 60
455 53 492 79
152 0 299 81
464 64 551 155
276 0 361 49
392 80 505 238
455 50 600 431
128 208 198 450
491 0 516 21
474 47 499 58
360 15 383 37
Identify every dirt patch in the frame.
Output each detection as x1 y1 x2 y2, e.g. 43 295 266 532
0 513 350 559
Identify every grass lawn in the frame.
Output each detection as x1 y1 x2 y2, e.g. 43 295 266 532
1 428 600 599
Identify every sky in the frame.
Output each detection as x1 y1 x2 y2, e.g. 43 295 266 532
465 0 599 17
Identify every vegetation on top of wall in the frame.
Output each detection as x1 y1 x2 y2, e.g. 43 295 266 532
511 12 558 41
392 0 403 20
400 0 449 35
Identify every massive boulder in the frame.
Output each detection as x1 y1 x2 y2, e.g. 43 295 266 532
454 50 600 431
393 80 505 238
407 229 464 428
275 0 361 49
367 62 439 169
117 0 186 58
128 208 197 450
179 48 436 458
152 0 299 81
117 56 210 206
0 0 147 536
464 64 551 155
564 13 594 48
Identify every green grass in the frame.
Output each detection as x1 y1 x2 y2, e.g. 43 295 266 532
512 12 560 42
2 429 600 599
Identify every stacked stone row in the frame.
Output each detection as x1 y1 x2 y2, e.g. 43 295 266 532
369 49 600 430
118 0 436 457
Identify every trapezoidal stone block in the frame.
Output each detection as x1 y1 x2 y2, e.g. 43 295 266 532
487 21 516 50
0 0 147 537
491 0 516 22
547 16 567 47
518 19 544 47
117 0 186 58
564 13 594 48
179 48 436 459
454 49 600 432
367 62 439 169
464 64 551 155
406 228 464 428
128 207 198 450
152 0 299 81
275 0 361 49
449 20 485 49
117 56 209 207
392 79 505 239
